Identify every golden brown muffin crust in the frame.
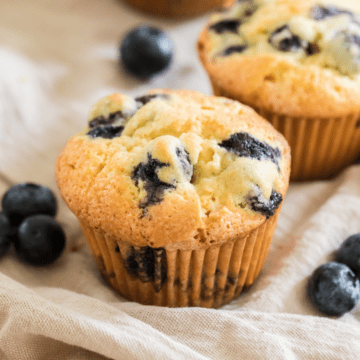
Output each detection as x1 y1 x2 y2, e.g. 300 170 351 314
56 90 290 248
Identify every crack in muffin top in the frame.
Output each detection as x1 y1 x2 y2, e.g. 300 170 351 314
56 90 290 247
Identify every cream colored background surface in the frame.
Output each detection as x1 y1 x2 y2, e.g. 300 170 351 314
0 1 360 359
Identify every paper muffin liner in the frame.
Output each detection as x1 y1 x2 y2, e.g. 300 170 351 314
78 208 280 308
120 0 234 18
211 81 360 181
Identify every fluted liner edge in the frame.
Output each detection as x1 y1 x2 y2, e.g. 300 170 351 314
78 207 280 308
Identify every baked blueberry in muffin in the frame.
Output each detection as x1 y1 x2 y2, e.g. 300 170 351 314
124 245 167 288
209 19 242 34
131 153 176 212
245 188 282 218
222 44 248 55
88 111 125 128
87 125 125 139
135 93 170 106
268 25 308 53
219 132 281 170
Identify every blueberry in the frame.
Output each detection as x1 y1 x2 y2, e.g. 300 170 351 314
15 215 66 266
219 132 281 170
124 246 167 288
88 111 125 129
120 26 174 79
336 234 360 278
2 183 57 226
131 153 175 213
246 189 282 218
268 25 308 53
135 93 169 106
209 19 241 34
86 125 124 139
223 44 248 56
308 262 360 316
0 212 14 257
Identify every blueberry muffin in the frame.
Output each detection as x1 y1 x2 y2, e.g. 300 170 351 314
55 90 290 308
198 0 360 181
121 0 235 18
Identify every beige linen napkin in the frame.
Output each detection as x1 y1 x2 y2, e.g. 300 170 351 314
0 1 359 359
0 271 360 360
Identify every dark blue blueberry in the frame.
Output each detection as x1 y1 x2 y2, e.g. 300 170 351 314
0 212 15 257
135 93 169 106
124 246 167 289
15 215 66 266
2 183 57 226
308 262 360 316
268 25 308 53
246 189 282 218
132 153 175 213
219 132 281 169
309 5 354 21
336 234 360 278
120 26 174 79
86 125 124 139
223 44 248 56
209 19 241 34
88 111 125 129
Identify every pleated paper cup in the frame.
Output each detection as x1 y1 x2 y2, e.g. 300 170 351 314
211 81 360 182
120 0 235 18
78 207 280 308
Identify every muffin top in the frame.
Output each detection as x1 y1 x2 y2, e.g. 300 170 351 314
198 0 360 117
56 90 290 248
